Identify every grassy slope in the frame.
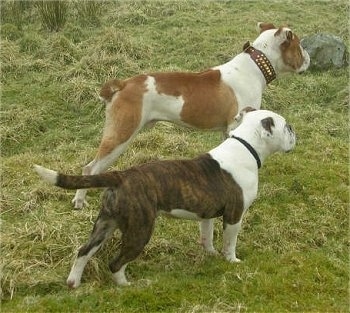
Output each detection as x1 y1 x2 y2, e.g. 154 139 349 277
1 1 349 312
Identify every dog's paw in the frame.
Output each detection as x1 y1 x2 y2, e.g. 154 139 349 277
223 251 241 263
113 278 131 287
226 256 242 263
112 272 131 287
72 198 88 209
205 247 219 255
67 278 80 289
199 239 218 255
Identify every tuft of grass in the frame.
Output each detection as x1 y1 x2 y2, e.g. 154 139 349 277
0 23 22 41
18 33 44 54
0 1 34 29
73 1 104 27
36 1 68 32
1 0 349 312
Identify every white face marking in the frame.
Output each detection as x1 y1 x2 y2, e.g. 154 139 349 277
253 28 310 73
231 110 296 154
297 49 310 73
282 123 297 152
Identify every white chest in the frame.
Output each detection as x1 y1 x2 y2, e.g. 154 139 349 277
209 141 259 210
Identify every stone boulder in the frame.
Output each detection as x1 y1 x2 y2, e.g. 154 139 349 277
301 33 348 69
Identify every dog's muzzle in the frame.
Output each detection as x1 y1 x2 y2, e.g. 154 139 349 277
285 123 296 152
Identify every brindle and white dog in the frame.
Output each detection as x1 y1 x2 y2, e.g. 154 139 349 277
71 22 309 208
35 108 296 288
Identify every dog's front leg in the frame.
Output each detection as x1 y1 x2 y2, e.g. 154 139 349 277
199 219 218 254
223 221 242 262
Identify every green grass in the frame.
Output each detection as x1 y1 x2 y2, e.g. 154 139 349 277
1 0 349 312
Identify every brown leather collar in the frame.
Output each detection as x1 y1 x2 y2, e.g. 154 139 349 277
243 41 276 84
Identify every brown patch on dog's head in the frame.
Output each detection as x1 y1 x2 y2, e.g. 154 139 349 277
271 26 306 71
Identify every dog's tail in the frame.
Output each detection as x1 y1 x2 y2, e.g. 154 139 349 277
99 79 126 103
34 165 122 190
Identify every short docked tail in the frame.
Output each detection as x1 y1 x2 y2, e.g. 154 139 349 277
34 165 122 190
99 79 126 103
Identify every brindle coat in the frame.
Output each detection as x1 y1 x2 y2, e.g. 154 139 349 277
55 154 243 277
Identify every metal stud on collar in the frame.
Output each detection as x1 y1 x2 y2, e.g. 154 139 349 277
243 42 276 84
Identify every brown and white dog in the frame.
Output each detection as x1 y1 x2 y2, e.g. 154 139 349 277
71 22 309 208
35 108 296 288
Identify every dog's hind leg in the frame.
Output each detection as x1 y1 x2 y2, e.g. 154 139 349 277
109 221 154 286
66 216 117 288
72 102 147 209
71 139 133 209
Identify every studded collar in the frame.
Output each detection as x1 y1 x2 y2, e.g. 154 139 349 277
243 41 276 84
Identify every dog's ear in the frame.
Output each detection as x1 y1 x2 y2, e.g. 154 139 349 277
234 106 256 123
274 26 294 46
257 22 276 33
261 117 275 138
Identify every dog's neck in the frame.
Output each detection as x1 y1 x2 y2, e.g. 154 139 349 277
228 126 276 167
230 135 261 169
242 42 276 85
215 54 267 109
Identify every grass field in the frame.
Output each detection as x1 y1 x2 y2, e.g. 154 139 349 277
1 1 349 312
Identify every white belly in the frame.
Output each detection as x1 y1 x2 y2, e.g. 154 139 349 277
159 209 202 221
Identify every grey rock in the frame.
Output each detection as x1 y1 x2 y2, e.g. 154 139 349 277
301 33 348 69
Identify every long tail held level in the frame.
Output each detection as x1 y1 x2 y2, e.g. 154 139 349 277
34 165 122 190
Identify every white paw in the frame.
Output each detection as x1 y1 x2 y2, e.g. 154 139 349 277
67 278 80 289
226 256 242 263
118 281 131 287
113 277 131 287
72 198 88 209
199 238 218 255
112 273 131 287
205 247 219 255
223 250 241 262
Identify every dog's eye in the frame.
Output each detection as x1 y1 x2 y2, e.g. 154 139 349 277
286 124 293 132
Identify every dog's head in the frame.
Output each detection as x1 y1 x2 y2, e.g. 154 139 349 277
252 22 310 74
230 107 296 154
